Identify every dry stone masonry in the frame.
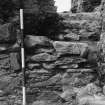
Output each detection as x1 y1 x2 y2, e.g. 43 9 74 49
0 0 105 105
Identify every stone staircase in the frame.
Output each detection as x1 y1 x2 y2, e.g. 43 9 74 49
0 0 105 105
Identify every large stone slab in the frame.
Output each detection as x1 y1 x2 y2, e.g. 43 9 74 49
53 41 88 56
27 53 57 62
24 35 54 54
54 57 86 66
60 12 101 21
24 35 53 48
30 73 62 88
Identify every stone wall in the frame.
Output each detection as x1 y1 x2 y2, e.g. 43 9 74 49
0 0 105 105
71 0 102 13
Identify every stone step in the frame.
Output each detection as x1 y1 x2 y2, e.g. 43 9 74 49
67 68 95 73
60 12 101 21
53 41 88 56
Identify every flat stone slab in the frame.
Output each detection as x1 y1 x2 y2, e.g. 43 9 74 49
24 35 53 48
28 53 57 62
53 41 88 56
60 12 101 21
67 69 94 73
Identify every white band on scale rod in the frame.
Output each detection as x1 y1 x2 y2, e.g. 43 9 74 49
23 86 26 105
20 7 26 105
20 9 24 30
21 48 25 68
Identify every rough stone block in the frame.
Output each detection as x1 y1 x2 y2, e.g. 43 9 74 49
25 36 52 48
53 41 88 56
9 53 20 71
0 23 16 43
27 53 57 62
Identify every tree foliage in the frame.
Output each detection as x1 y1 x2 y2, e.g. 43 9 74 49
0 0 62 37
0 0 17 23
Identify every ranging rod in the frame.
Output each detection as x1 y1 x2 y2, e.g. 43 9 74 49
19 0 26 105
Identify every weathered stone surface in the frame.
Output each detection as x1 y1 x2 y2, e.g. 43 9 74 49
77 83 105 105
28 69 53 83
71 0 102 13
0 101 8 105
64 32 80 41
67 69 94 73
9 53 20 71
80 21 100 40
0 43 20 53
35 48 55 54
7 42 20 52
59 72 95 102
0 52 20 73
54 57 86 66
32 99 64 105
77 83 101 97
0 23 16 43
27 53 57 62
24 35 53 49
32 100 47 105
42 63 56 70
71 0 82 13
0 0 104 104
63 20 83 28
27 63 41 70
36 91 65 103
56 64 78 69
29 73 62 95
0 54 10 70
30 73 62 87
0 75 13 94
53 41 88 56
60 12 101 21
0 44 8 52
62 17 101 41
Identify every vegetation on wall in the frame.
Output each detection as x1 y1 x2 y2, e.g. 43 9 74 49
0 0 63 37
0 0 17 23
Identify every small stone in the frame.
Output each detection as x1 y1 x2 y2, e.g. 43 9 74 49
64 32 80 41
27 63 41 70
42 63 55 70
32 100 46 105
59 64 78 69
